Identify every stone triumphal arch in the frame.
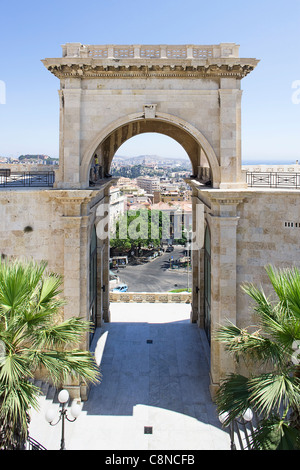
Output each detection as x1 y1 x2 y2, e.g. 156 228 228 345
41 43 261 398
2 43 299 402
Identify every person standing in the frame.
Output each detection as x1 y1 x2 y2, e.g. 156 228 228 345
94 154 99 181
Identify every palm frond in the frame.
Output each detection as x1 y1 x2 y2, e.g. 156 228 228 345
215 321 284 366
0 350 31 387
36 273 64 310
241 282 275 319
32 317 93 349
265 265 300 318
0 379 41 430
0 259 102 448
29 349 100 386
250 415 300 450
216 373 251 423
249 373 300 417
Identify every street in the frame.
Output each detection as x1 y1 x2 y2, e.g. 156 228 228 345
115 245 191 292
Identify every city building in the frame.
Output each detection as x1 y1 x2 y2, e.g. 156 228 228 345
109 186 125 227
136 175 160 193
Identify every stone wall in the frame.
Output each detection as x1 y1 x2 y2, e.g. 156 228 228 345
0 187 108 399
0 189 64 272
192 185 300 394
236 190 300 327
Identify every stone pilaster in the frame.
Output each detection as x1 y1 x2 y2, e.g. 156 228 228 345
219 79 246 189
102 186 111 322
191 193 204 322
56 80 82 188
206 194 244 397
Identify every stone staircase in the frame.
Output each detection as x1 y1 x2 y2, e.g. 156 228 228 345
28 378 60 404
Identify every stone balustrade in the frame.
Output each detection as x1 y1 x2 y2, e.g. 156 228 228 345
0 163 58 172
61 43 240 60
109 291 191 303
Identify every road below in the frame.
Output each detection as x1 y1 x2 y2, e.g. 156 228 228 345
115 245 191 292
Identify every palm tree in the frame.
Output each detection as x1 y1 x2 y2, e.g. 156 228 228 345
215 265 300 450
0 259 100 450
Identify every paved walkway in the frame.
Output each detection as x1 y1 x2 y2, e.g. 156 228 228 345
29 303 230 450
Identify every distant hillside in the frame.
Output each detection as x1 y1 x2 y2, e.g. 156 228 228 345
18 154 58 162
114 154 190 165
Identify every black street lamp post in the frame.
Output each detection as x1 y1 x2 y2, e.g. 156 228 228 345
45 389 81 450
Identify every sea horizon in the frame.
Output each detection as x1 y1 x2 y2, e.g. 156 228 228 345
242 159 299 165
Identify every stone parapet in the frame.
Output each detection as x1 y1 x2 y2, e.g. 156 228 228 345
109 291 191 303
0 163 58 172
61 43 240 59
43 43 258 81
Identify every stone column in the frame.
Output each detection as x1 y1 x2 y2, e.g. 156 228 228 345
57 79 82 188
95 214 104 327
62 214 82 321
219 79 246 189
198 247 205 328
191 194 205 323
58 192 99 399
207 195 243 398
191 192 203 322
191 196 198 323
102 187 111 322
96 244 104 326
55 89 65 187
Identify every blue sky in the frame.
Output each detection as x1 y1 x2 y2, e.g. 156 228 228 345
0 0 299 163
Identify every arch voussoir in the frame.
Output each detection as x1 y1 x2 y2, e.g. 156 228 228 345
81 112 221 188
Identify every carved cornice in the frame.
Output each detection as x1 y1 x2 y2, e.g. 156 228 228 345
42 60 258 80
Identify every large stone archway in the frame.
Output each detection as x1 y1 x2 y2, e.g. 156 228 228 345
42 43 259 397
80 112 221 187
42 42 258 193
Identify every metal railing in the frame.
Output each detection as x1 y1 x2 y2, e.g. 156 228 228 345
230 416 257 450
246 171 300 189
26 436 47 450
0 170 55 188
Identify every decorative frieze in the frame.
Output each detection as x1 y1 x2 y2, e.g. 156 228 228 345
44 62 257 80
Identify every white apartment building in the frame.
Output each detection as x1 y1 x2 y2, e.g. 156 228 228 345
109 186 125 226
136 175 160 193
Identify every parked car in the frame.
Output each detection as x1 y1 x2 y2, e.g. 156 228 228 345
112 283 128 293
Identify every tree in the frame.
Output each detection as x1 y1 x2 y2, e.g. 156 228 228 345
215 265 300 450
0 259 100 450
110 209 168 253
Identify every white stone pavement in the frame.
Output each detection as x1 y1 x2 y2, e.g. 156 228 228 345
29 303 230 450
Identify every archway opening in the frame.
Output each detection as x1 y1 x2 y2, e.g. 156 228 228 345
84 114 217 189
107 132 195 296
